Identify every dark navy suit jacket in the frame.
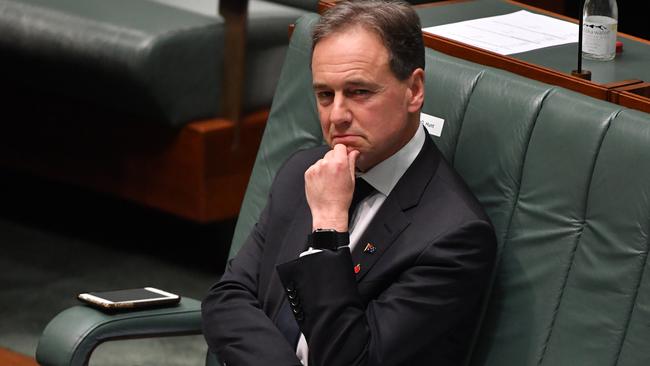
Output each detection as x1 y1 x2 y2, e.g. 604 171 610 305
202 135 497 366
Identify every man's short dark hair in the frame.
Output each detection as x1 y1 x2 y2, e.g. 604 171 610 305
312 0 425 81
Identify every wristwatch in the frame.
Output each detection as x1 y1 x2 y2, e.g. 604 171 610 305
307 229 349 250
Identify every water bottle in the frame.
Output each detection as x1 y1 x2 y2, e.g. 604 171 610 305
582 0 618 61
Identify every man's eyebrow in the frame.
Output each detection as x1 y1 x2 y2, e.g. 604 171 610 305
346 80 377 88
312 80 379 90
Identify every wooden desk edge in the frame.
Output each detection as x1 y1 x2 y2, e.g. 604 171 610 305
613 90 650 113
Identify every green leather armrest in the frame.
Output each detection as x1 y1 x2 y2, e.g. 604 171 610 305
35 297 202 366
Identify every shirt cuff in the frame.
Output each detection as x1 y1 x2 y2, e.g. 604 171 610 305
299 247 323 258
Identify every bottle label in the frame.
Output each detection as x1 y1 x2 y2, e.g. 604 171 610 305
583 16 617 56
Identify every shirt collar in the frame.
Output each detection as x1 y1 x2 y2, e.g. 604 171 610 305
357 125 425 196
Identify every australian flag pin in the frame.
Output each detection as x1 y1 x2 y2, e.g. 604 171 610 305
354 264 361 274
363 243 376 254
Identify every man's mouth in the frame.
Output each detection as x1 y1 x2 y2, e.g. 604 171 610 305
331 134 360 144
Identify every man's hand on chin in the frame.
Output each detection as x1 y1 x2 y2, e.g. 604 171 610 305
305 144 360 232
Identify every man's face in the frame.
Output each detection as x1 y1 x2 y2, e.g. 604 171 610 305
312 26 424 171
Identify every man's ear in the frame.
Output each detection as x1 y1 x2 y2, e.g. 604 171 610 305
406 68 425 113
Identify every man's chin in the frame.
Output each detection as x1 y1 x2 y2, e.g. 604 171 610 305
356 153 374 172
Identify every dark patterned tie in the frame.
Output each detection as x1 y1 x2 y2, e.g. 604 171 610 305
349 177 376 225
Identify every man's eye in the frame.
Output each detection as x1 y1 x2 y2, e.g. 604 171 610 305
317 91 333 99
353 89 369 95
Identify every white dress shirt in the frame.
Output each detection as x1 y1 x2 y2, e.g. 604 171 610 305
296 126 426 365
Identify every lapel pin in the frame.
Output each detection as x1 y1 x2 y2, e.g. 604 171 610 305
363 243 376 254
354 264 361 274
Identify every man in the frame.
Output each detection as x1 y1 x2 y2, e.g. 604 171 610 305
202 1 496 365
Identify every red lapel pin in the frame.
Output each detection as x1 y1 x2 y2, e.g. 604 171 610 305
354 264 361 274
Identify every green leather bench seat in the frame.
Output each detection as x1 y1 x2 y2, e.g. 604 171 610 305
0 0 311 127
424 55 650 366
37 12 650 366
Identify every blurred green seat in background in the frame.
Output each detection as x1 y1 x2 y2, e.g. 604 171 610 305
0 0 317 223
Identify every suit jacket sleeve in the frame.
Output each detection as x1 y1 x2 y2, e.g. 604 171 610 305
201 196 303 366
202 147 329 365
276 219 496 366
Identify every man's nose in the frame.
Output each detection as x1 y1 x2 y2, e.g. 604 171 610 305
329 94 351 126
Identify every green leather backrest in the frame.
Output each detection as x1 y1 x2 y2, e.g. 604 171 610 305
230 13 323 252
230 12 650 366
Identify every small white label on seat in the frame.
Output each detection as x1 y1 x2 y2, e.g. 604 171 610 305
420 113 445 137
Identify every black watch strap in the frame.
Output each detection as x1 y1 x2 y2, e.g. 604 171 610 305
308 229 349 250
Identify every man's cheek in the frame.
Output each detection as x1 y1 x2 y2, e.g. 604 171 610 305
321 125 332 146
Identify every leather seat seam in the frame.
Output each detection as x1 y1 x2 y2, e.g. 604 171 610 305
536 107 617 366
499 87 551 267
451 70 484 167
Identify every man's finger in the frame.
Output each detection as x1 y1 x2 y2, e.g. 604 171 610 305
348 149 360 177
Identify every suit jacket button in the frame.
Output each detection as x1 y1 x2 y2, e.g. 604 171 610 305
294 310 304 321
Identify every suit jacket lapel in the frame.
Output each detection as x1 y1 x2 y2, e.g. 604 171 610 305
350 197 409 281
351 135 440 281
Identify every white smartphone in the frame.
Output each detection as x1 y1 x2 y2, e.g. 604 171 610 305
77 287 181 310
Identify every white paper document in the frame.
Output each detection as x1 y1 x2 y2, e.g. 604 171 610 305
422 10 578 55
